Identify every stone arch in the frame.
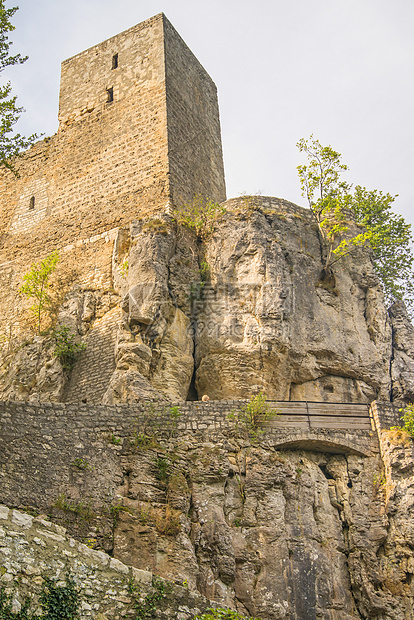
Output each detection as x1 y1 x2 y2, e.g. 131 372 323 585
273 436 369 457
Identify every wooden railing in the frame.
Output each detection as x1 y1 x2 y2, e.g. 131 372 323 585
266 401 371 431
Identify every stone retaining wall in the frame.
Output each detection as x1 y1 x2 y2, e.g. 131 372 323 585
0 399 386 519
0 505 212 619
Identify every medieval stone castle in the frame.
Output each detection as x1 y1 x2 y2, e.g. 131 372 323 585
0 13 225 348
0 14 414 620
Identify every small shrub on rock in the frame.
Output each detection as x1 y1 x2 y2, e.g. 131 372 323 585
53 326 86 370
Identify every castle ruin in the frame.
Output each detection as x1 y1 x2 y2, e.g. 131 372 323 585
0 14 414 619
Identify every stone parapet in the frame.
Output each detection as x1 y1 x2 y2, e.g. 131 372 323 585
370 401 403 432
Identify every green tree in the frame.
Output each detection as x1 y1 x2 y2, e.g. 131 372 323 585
20 250 59 333
297 135 364 271
0 1 39 171
297 135 414 314
349 186 414 307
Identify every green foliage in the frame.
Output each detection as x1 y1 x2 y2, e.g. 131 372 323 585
19 251 59 334
0 2 40 172
193 608 259 620
154 456 171 483
53 493 95 521
53 326 86 370
108 433 121 445
132 402 160 448
229 392 276 439
71 457 89 470
128 576 172 620
0 574 79 620
0 583 33 619
138 503 151 525
199 261 210 282
349 186 414 310
297 136 414 313
297 135 359 269
110 503 132 526
398 403 414 438
173 195 226 240
120 259 129 278
39 574 79 620
373 473 386 488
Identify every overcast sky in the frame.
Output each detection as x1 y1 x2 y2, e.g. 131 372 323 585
4 0 414 227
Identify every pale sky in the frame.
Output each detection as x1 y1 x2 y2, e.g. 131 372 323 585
4 0 414 228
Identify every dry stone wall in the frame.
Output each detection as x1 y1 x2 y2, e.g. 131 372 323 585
0 505 213 619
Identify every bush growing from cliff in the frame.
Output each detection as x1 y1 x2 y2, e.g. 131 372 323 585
398 403 414 438
297 135 414 314
229 392 276 439
128 576 172 620
19 251 59 334
53 325 86 370
173 195 226 240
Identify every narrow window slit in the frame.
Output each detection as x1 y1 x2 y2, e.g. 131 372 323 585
106 87 114 103
112 53 118 69
29 196 35 210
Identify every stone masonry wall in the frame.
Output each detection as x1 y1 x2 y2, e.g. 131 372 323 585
0 505 213 619
0 400 410 619
0 399 381 519
0 13 226 341
64 306 122 403
164 17 226 205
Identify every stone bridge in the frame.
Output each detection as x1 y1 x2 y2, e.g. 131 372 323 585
262 401 377 457
0 399 399 481
0 399 401 513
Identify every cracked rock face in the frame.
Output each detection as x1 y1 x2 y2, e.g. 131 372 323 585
1 197 413 405
111 435 405 620
105 197 398 404
389 301 414 402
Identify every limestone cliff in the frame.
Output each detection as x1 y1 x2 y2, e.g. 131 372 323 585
0 400 413 619
1 197 414 619
1 196 412 406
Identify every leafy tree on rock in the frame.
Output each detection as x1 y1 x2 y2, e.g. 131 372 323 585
20 250 59 334
297 135 414 315
0 1 39 171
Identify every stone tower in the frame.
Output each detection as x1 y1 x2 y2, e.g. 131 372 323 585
0 13 226 348
0 13 226 241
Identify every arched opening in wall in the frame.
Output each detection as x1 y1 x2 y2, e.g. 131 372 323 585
112 53 118 69
273 438 367 457
106 87 114 103
29 196 35 210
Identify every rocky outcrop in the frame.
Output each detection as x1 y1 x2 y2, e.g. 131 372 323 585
105 197 396 404
0 336 66 402
1 197 413 406
1 400 413 619
389 301 414 402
